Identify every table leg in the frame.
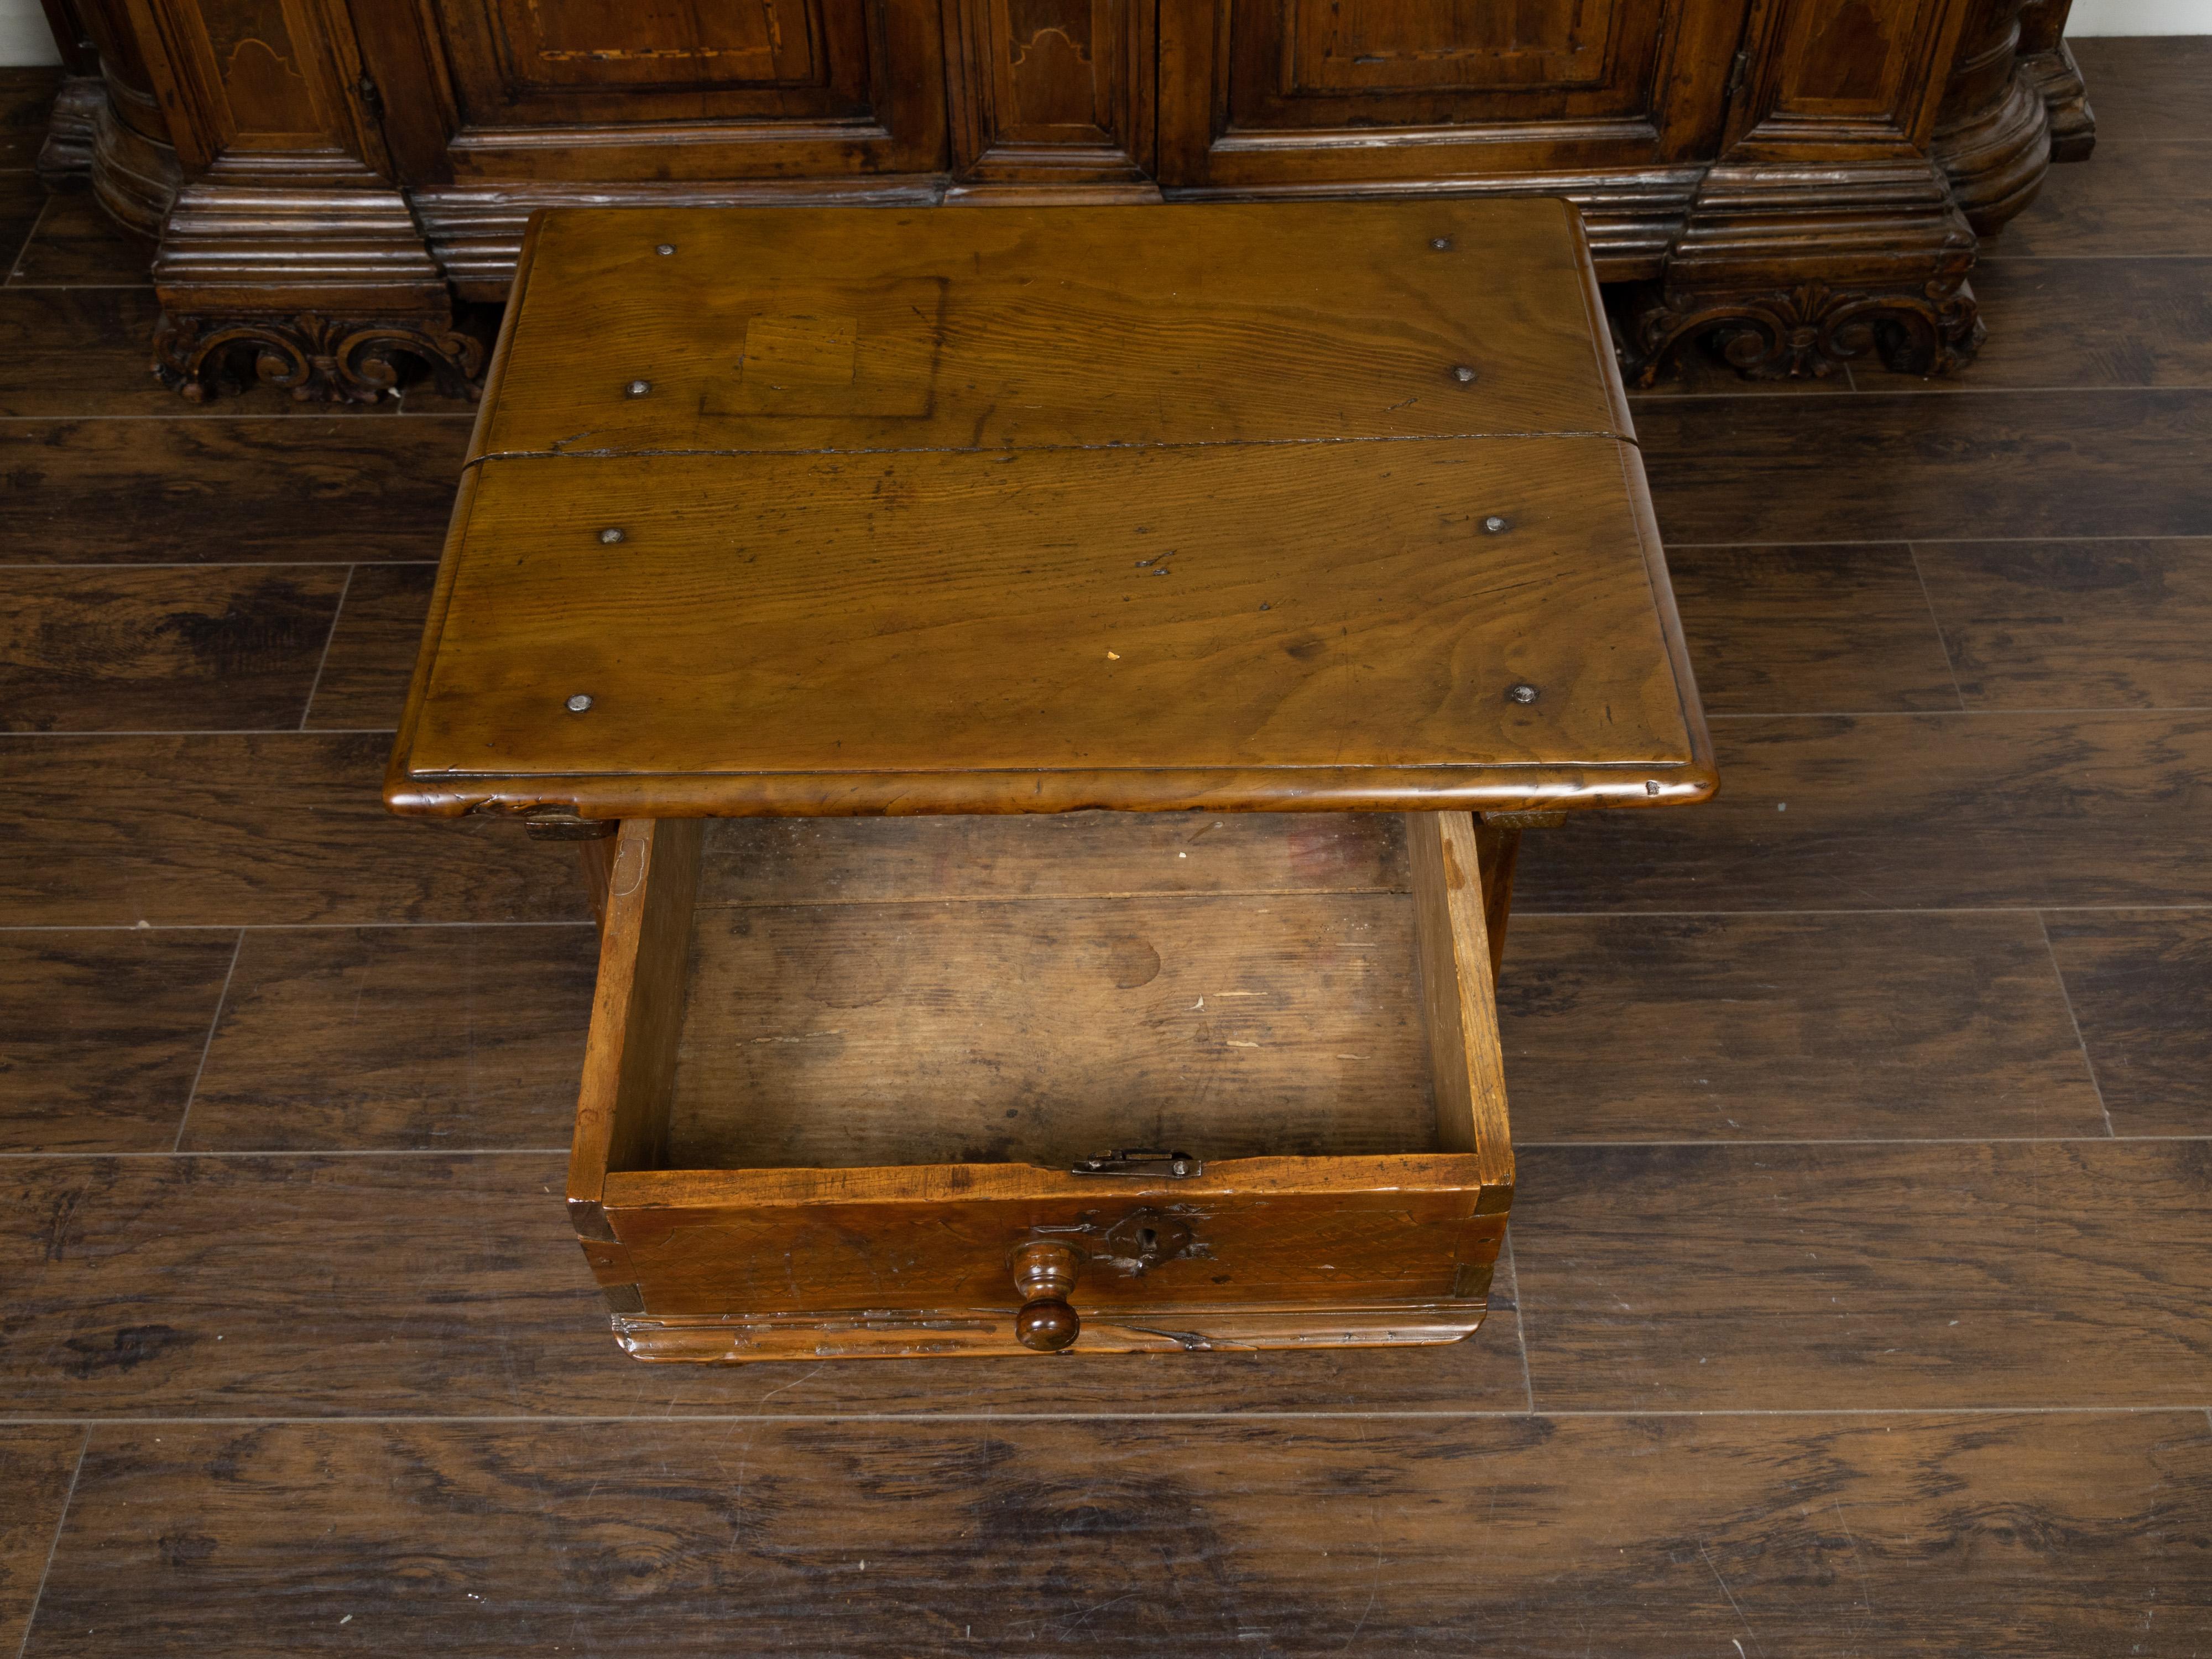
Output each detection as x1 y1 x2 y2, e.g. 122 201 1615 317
1472 821 1520 985
578 836 618 934
524 813 623 934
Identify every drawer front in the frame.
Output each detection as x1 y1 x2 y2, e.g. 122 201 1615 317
587 1182 1506 1358
600 1183 1506 1314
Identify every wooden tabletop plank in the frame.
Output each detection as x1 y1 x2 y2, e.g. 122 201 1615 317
392 199 1708 817
392 437 1707 816
473 199 1629 457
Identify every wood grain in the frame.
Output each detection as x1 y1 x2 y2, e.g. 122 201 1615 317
1639 391 2212 545
24 1413 2212 1657
695 811 1408 905
2066 36 2212 144
482 201 1626 457
668 890 1438 1171
2044 911 2212 1139
1998 143 2212 258
1509 711 2212 912
398 439 1704 817
6 189 155 286
1500 912 2107 1142
301 564 434 730
0 1152 1529 1416
1918 538 2212 708
1665 543 1962 713
0 566 346 731
0 931 240 1153
1516 1139 2212 1410
181 925 597 1151
0 734 593 926
0 419 469 564
0 1424 80 1657
1966 259 2212 390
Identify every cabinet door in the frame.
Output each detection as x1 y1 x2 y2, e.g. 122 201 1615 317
1160 0 1747 189
397 0 947 180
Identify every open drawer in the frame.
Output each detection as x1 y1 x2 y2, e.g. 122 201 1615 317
567 810 1516 1361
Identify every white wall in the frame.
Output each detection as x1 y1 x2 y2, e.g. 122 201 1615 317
2068 0 2212 30
1 0 61 67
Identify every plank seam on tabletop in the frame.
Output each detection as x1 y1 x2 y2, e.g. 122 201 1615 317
13 1429 86 1659
465 430 1646 467
2039 910 2117 1138
169 932 244 1154
1906 542 1971 712
296 564 354 731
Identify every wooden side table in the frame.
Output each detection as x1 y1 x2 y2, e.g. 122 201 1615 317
388 200 1715 1361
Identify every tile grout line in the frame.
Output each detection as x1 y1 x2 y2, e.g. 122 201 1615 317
170 931 244 1154
8 905 2212 935
0 1135 2205 1164
3 190 51 286
296 564 354 732
0 561 437 571
2038 910 2117 1138
1668 535 2212 547
1504 1227 1536 1415
14 1428 87 1659
1905 541 1970 712
0 1406 2205 1427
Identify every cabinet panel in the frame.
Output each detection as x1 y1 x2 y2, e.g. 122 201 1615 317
432 0 853 122
1158 0 1750 196
945 0 1153 190
407 0 948 179
1233 0 1669 129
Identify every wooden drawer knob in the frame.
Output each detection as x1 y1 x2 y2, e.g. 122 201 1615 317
1010 1239 1083 1353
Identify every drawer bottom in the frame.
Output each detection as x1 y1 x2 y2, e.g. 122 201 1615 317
612 1298 1492 1362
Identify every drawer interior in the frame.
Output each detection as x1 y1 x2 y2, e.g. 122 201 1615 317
665 813 1434 1171
571 807 1512 1218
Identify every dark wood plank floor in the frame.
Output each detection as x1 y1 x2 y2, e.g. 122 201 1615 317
3 49 2211 1655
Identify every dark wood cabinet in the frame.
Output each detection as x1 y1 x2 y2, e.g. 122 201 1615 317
62 0 2093 402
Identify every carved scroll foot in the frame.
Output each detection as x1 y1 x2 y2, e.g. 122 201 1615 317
152 311 487 405
1620 277 1985 387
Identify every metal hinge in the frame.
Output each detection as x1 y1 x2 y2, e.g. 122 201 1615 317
1071 1149 1201 1178
356 74 385 121
1724 49 1751 101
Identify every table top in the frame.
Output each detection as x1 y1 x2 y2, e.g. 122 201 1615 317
387 200 1713 820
